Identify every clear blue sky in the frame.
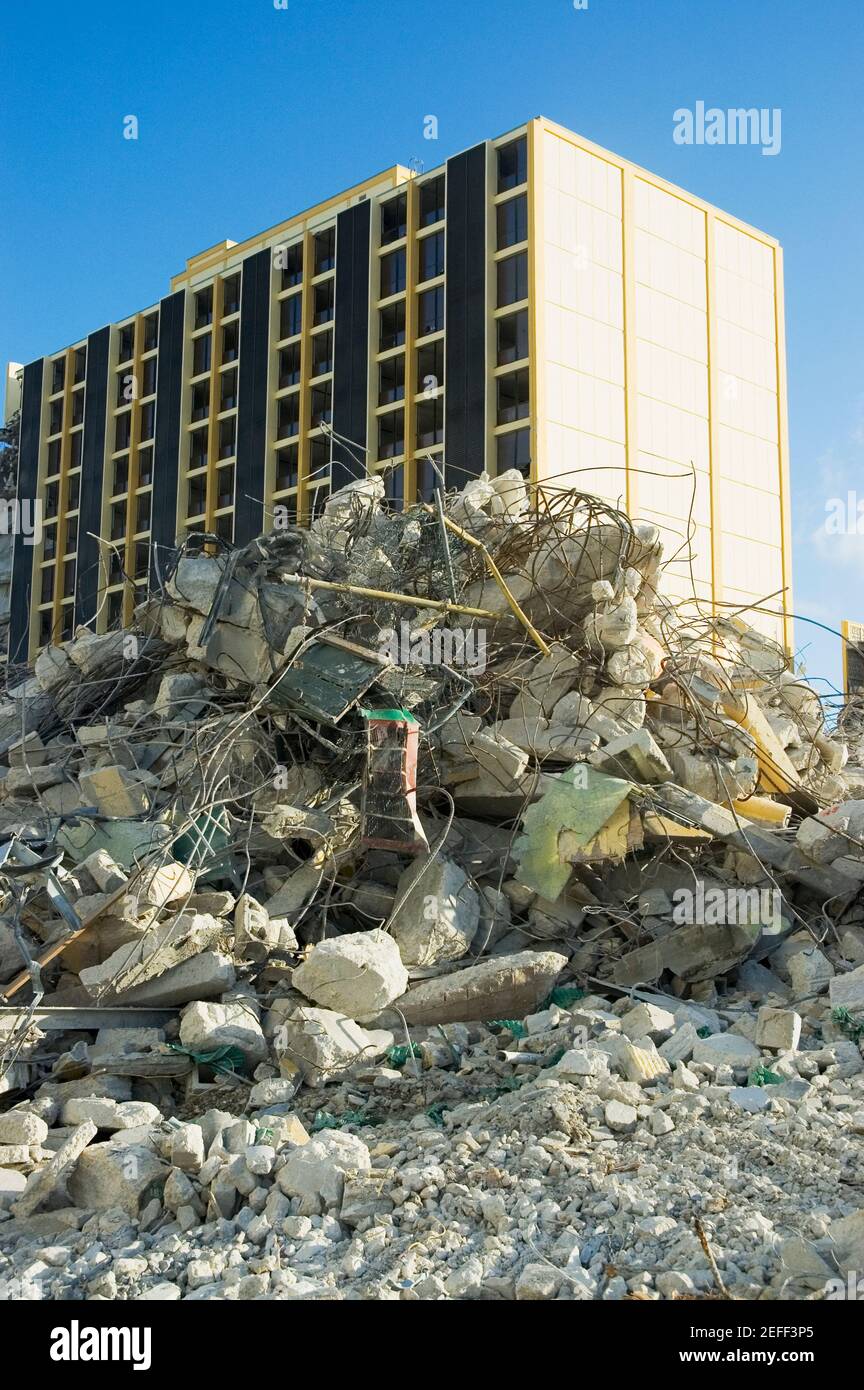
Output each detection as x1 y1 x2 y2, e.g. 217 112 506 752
2 0 862 700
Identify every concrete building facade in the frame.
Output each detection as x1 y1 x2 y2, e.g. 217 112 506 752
4 116 792 663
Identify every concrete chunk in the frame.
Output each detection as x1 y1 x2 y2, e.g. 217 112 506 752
292 928 408 1021
375 949 567 1026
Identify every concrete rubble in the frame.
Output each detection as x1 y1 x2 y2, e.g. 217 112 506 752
0 475 863 1300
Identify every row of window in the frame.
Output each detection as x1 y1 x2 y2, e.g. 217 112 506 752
277 328 333 388
187 464 235 517
191 321 240 376
118 313 159 364
50 346 87 396
111 448 153 496
192 369 239 420
380 230 445 298
188 416 237 467
380 175 446 248
40 514 78 561
277 281 334 340
47 389 84 436
194 275 240 328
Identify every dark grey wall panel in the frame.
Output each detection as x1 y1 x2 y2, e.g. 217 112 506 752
235 249 271 543
444 143 487 487
74 325 110 628
332 199 371 490
151 289 186 571
8 358 44 662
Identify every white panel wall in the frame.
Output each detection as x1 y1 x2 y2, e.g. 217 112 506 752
713 222 784 643
538 127 786 641
541 129 626 497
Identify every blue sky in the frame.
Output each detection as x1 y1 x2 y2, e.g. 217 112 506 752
2 0 862 699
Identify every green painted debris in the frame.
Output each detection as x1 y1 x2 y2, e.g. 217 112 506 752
310 1108 372 1133
513 766 631 899
168 1041 245 1075
748 1065 782 1087
831 1006 864 1042
696 1026 712 1039
544 985 585 1009
386 1043 423 1067
489 1019 526 1037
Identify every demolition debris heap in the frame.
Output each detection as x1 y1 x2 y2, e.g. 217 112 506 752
1 471 864 1300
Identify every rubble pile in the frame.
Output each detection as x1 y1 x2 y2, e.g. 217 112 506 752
0 472 862 1301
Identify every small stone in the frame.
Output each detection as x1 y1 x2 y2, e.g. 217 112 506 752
754 1006 802 1052
515 1262 561 1300
728 1086 772 1113
605 1100 637 1134
787 948 834 998
691 1033 760 1070
650 1109 675 1136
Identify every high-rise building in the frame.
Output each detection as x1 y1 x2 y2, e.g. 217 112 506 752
4 116 791 662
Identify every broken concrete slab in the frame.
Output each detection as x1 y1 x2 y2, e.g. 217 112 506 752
374 949 568 1026
292 929 408 1021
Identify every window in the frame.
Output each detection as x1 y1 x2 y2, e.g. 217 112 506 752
135 541 150 580
216 464 234 510
497 368 530 424
191 380 210 422
142 356 157 397
384 465 403 510
381 194 407 245
136 491 151 533
313 279 334 325
107 591 124 629
215 512 233 542
39 609 54 646
63 559 76 599
417 339 444 395
220 368 238 411
419 174 445 227
311 328 333 377
47 441 61 475
189 426 208 468
379 300 405 350
416 398 444 448
115 412 131 452
143 313 159 352
73 346 87 384
222 274 240 316
60 605 74 641
380 249 406 299
222 321 239 363
497 309 529 365
280 294 302 340
45 481 59 519
70 432 83 470
218 416 236 460
416 456 439 503
138 447 154 487
279 343 301 389
417 286 444 336
66 473 80 511
195 286 213 329
71 390 84 427
279 241 303 288
116 370 132 407
110 500 126 540
113 456 129 495
40 567 54 604
193 333 212 376
140 401 155 442
66 516 78 553
497 136 527 192
309 481 330 517
51 359 65 394
497 427 531 475
418 231 444 283
276 444 299 492
49 401 63 436
277 393 300 440
379 355 405 406
378 410 404 460
497 251 528 307
187 473 207 517
309 436 330 481
313 226 336 275
119 324 134 362
43 526 57 560
497 194 527 250
310 381 332 427
274 497 297 525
